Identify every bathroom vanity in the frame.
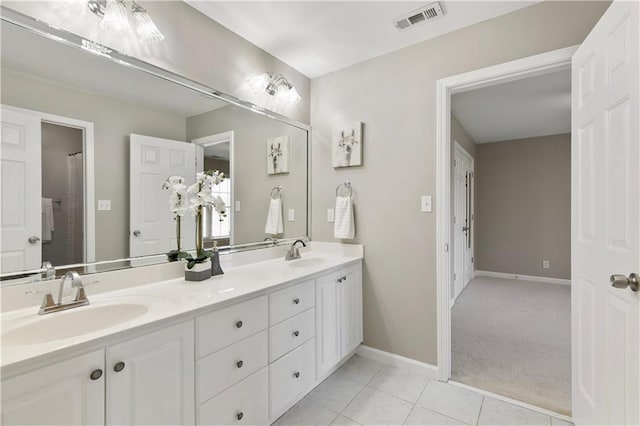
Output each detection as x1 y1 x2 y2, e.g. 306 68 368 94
0 243 363 425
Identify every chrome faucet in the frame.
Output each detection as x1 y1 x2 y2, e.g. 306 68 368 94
285 239 306 261
30 271 90 315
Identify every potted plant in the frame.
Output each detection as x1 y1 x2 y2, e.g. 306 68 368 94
162 175 189 262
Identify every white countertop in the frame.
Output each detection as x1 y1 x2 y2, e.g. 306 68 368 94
1 243 363 373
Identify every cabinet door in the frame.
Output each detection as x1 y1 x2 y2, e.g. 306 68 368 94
341 263 363 356
315 271 341 378
106 321 195 426
1 350 104 426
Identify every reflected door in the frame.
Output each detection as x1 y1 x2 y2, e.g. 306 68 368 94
453 143 473 302
0 106 41 273
571 1 639 424
129 134 196 259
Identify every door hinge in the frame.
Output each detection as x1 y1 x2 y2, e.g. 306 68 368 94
453 159 457 167
453 216 456 224
444 243 449 252
472 257 474 264
453 273 457 281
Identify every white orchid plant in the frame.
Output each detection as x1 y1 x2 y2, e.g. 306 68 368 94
162 171 227 267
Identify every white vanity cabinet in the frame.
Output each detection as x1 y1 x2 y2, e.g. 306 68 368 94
106 321 195 425
1 350 105 426
316 263 363 379
1 321 194 426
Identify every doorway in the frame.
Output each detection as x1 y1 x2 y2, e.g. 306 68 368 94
435 46 577 418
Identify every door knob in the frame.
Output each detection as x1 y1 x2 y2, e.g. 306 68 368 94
132 230 141 237
28 236 40 244
610 273 639 292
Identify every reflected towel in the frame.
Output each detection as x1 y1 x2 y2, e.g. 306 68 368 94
334 196 355 239
265 198 284 235
42 198 54 242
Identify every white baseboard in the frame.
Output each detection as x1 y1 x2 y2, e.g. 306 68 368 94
475 270 571 286
356 345 439 379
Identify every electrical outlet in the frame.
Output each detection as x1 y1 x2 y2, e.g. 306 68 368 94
97 200 111 211
421 195 432 212
543 260 550 269
327 208 335 223
288 209 295 222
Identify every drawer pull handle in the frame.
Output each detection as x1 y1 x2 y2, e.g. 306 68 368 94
337 278 343 283
236 412 244 421
343 275 347 281
90 369 103 380
113 362 125 373
293 371 300 379
293 330 300 337
236 360 244 368
236 320 243 328
293 298 300 304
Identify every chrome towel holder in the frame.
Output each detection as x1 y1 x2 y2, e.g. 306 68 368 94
336 181 352 197
271 185 283 200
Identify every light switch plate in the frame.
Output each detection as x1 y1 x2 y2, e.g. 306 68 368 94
98 200 111 211
235 200 241 212
421 195 432 212
327 208 335 223
288 209 295 222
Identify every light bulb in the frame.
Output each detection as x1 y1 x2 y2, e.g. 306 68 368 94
280 86 302 106
101 0 130 34
132 2 165 43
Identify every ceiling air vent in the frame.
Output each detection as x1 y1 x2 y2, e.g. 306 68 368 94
393 2 445 32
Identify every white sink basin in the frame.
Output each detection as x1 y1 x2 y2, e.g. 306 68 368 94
2 303 149 347
287 257 329 268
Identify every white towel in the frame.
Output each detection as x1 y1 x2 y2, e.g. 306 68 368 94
42 198 54 242
334 196 355 239
265 198 284 235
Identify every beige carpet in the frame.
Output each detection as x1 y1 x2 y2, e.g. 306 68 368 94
451 276 571 415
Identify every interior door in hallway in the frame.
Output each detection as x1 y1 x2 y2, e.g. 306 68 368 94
129 134 196 259
0 106 42 273
453 143 474 301
571 1 639 424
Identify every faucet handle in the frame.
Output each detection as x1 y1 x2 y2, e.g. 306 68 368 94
25 290 56 310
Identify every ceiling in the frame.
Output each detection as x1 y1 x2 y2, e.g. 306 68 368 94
186 1 539 78
1 21 227 118
451 69 571 144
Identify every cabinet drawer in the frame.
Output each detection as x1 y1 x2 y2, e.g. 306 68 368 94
269 279 315 325
269 308 315 362
269 339 315 416
196 295 268 358
197 330 268 405
198 367 268 426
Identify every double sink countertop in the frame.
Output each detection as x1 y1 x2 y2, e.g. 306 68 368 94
0 242 363 374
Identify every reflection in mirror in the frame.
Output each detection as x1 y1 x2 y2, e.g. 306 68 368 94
0 13 309 283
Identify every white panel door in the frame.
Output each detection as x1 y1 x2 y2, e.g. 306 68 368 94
453 144 473 301
106 321 195 426
1 350 104 426
0 106 41 273
571 1 639 425
129 134 196 258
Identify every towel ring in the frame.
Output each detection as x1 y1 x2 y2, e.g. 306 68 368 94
271 185 283 200
336 181 352 197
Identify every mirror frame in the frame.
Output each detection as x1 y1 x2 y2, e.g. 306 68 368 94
0 6 312 281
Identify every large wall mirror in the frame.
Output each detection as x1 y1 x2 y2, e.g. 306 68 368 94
0 9 310 283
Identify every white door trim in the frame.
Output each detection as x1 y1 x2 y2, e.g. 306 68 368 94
1 104 96 264
192 131 235 245
435 45 578 382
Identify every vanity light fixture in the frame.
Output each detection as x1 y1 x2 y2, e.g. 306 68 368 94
83 0 165 43
249 73 302 106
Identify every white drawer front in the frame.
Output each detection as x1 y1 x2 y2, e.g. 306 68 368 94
269 280 314 325
196 295 268 358
269 308 315 362
269 339 315 416
197 330 268 405
198 367 268 426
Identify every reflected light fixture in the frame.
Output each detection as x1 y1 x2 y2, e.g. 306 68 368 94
249 73 302 106
84 0 165 43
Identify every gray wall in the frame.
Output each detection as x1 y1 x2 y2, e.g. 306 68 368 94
310 1 609 365
475 134 571 280
1 70 187 261
41 123 84 266
187 105 308 244
450 115 476 296
3 1 310 124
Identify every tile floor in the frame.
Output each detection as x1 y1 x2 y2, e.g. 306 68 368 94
273 355 573 426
